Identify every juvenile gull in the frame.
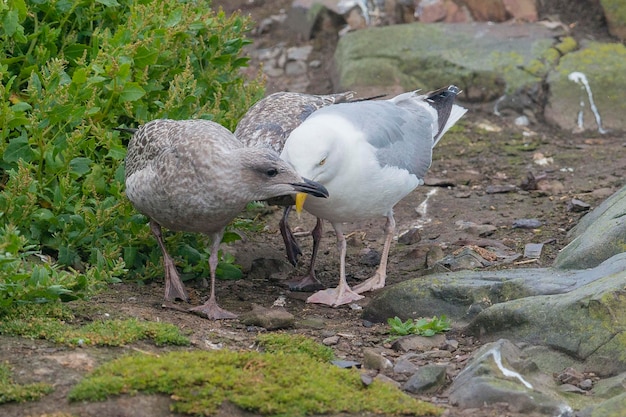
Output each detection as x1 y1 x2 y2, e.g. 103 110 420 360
280 86 467 307
125 119 328 319
235 91 362 273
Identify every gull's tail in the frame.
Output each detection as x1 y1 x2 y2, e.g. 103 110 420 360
426 85 468 147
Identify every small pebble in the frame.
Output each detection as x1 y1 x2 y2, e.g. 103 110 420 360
322 335 340 346
512 218 543 229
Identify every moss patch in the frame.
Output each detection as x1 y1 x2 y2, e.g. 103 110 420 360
69 350 441 416
256 333 334 362
0 303 189 347
0 362 53 404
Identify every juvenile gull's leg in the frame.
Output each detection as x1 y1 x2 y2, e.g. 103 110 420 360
288 217 324 292
150 220 189 302
189 230 237 319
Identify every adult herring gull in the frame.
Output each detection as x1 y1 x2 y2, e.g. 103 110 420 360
125 119 329 319
280 86 467 307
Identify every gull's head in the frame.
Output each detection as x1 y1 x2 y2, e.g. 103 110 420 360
280 116 347 212
238 147 328 202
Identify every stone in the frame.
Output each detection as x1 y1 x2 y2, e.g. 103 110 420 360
463 0 507 21
358 248 381 266
398 227 422 245
286 0 343 40
284 60 308 76
502 0 538 22
334 22 563 105
512 218 542 229
362 252 626 326
545 41 626 133
455 220 497 236
592 372 626 399
416 0 447 22
362 348 393 370
554 184 626 269
600 0 626 40
286 45 313 61
391 333 447 352
394 358 419 374
579 392 626 417
466 255 626 376
402 364 448 394
322 335 340 345
239 304 295 330
447 339 571 414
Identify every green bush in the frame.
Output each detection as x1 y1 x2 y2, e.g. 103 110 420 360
0 0 264 310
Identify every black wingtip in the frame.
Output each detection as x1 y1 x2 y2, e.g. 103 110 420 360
426 85 462 139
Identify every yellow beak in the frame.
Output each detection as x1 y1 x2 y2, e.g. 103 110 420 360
295 192 308 214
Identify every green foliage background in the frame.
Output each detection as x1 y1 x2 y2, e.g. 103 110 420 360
0 0 265 310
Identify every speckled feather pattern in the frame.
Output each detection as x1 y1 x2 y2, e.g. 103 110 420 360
234 91 355 152
124 119 308 234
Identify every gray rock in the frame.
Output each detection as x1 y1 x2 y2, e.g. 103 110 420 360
448 339 571 415
239 304 295 330
393 358 419 374
334 22 563 104
398 227 422 245
579 392 626 417
363 252 626 325
402 364 448 394
554 184 626 270
600 0 626 40
287 0 343 40
465 255 626 375
592 372 626 399
362 348 393 370
391 333 447 352
512 218 543 229
545 41 626 133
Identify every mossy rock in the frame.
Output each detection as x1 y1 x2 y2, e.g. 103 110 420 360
545 41 626 132
600 0 626 40
334 22 561 101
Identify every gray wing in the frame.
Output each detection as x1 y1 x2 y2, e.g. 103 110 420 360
311 100 436 178
235 92 355 153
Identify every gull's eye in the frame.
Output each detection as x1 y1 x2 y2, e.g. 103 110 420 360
319 157 326 166
266 168 278 177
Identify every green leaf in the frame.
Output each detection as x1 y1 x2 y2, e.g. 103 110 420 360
216 262 243 281
2 9 21 37
96 0 120 6
119 83 146 103
3 137 35 163
69 157 92 176
134 46 159 68
165 8 183 27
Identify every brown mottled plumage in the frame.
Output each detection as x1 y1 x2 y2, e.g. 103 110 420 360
234 91 356 153
125 119 328 319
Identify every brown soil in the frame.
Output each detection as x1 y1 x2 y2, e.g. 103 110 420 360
2 1 625 417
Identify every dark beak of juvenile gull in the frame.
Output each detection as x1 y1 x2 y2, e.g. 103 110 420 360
290 178 329 199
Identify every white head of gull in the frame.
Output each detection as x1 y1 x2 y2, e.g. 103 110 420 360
280 86 467 307
124 119 328 319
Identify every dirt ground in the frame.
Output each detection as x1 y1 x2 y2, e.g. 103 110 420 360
2 1 626 417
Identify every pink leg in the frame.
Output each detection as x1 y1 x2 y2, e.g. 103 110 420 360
353 214 395 294
189 230 237 320
288 217 324 291
150 220 189 302
307 223 363 307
